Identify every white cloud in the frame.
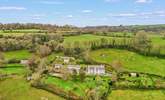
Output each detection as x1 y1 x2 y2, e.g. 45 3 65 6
105 0 119 2
0 6 26 10
41 1 64 5
66 15 73 18
109 13 137 17
135 0 152 3
82 10 93 13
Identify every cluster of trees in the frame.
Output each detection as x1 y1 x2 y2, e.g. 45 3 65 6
0 23 79 33
1 23 165 35
0 51 5 68
63 32 165 59
0 33 63 52
83 24 165 34
27 45 52 86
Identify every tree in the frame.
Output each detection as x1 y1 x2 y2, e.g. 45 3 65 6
161 32 165 39
61 67 70 81
72 69 77 81
27 55 40 72
134 30 152 54
82 50 93 64
37 45 51 58
0 51 5 68
111 60 123 73
79 67 86 82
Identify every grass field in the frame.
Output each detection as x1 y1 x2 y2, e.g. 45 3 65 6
4 50 32 60
90 48 165 76
0 64 26 74
149 35 165 46
45 76 97 96
64 34 165 47
63 34 126 44
108 90 165 100
0 76 64 100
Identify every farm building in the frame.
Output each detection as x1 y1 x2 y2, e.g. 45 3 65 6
60 57 75 64
53 64 63 73
86 65 105 75
129 73 139 77
54 64 63 69
67 65 81 74
20 60 28 65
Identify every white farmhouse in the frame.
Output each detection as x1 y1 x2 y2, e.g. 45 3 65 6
67 65 81 74
54 64 63 69
86 65 105 75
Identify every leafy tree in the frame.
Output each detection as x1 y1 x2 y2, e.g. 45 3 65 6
79 67 86 82
37 45 51 58
111 60 123 73
0 51 5 68
72 69 77 81
161 32 165 39
134 30 151 51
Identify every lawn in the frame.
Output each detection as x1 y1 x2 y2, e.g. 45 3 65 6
45 76 96 96
4 50 32 60
108 90 165 100
90 48 165 76
45 76 110 96
0 76 64 100
0 64 26 75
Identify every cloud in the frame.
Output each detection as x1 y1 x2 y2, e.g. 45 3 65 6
109 13 137 17
82 10 93 13
66 15 73 18
0 6 26 10
40 1 64 5
108 11 165 18
105 0 119 2
135 0 152 3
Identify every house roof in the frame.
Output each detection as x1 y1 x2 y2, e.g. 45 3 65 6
87 65 105 68
67 65 81 69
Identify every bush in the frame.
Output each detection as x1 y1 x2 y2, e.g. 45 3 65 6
8 58 20 63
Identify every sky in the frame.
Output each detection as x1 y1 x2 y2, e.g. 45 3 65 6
0 0 165 26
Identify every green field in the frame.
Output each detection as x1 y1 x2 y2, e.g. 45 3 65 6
45 76 97 96
150 35 165 46
0 64 26 74
0 76 64 100
90 49 165 76
4 50 32 60
108 90 165 100
64 34 126 44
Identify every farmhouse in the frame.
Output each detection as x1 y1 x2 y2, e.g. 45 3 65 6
54 64 63 69
67 65 81 74
52 63 106 76
86 65 105 75
53 64 63 73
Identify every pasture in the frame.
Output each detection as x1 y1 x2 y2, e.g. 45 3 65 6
63 34 126 44
108 90 165 100
0 76 64 100
90 49 165 76
4 50 32 60
0 64 26 75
